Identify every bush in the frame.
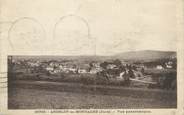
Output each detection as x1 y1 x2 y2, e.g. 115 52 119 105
80 75 95 85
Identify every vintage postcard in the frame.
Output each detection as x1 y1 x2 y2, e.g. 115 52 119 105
0 0 184 115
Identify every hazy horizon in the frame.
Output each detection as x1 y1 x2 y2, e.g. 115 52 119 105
9 50 176 57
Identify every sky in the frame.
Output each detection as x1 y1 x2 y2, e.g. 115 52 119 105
0 0 177 55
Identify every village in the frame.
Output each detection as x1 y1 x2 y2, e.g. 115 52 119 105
9 56 177 90
8 54 177 109
10 57 176 74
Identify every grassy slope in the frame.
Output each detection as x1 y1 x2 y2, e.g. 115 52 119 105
8 83 177 109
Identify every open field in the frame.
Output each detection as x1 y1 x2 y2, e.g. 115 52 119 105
8 80 177 109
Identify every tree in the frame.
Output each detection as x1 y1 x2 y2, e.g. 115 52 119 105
113 59 122 67
141 67 145 74
89 62 93 71
100 61 109 69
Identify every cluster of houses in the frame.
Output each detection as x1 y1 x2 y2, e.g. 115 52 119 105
135 60 176 70
9 57 176 90
11 57 176 76
13 59 103 75
45 61 103 74
154 61 175 70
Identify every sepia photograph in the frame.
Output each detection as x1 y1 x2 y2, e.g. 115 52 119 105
8 51 177 109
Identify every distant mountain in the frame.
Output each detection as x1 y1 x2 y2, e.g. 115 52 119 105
113 50 176 62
